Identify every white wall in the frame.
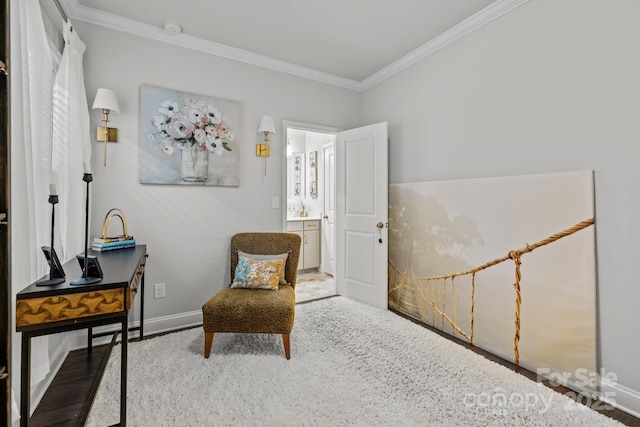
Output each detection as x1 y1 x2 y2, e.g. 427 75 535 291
75 22 361 327
362 0 640 414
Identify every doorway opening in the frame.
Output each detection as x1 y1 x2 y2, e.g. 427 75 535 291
283 121 338 303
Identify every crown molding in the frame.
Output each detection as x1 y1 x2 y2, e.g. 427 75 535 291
360 0 530 90
60 0 363 91
62 0 528 92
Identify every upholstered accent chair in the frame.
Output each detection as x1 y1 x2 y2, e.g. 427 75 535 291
201 232 301 359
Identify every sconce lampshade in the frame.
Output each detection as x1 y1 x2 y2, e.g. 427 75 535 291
92 88 120 167
258 116 276 134
92 88 120 112
256 116 275 175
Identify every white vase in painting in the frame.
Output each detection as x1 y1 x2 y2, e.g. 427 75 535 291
181 145 209 182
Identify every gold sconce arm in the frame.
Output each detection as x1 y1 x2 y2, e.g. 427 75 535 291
257 116 275 176
96 109 118 142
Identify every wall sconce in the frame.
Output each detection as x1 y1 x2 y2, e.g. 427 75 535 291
92 88 120 167
257 116 275 175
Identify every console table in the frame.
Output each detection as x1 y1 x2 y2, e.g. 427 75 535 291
16 245 147 427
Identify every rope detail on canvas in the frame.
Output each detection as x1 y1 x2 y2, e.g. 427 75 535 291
388 218 594 365
509 250 523 365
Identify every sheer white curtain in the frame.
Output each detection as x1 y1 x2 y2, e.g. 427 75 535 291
10 0 53 421
10 0 92 423
52 20 92 262
12 0 54 389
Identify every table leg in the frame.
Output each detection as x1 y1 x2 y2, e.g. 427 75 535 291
20 333 31 427
139 273 145 341
88 327 93 354
120 316 128 426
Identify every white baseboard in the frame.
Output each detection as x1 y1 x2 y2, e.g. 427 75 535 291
65 309 203 350
601 378 640 419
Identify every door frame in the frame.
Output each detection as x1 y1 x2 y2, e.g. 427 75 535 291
281 121 340 235
282 121 388 310
320 142 335 276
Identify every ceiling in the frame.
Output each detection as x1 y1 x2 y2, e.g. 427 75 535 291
60 0 526 90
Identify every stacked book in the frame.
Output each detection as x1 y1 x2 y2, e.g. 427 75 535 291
92 235 136 252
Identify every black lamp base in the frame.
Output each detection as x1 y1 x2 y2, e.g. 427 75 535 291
70 276 102 286
35 277 66 287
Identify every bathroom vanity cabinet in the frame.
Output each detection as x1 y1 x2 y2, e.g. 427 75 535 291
286 219 320 270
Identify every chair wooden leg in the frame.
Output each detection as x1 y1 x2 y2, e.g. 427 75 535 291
204 332 214 358
282 334 290 360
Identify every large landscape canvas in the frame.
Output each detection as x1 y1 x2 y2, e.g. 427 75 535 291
388 171 597 392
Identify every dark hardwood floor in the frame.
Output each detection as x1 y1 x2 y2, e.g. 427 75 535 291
30 344 113 426
29 308 640 426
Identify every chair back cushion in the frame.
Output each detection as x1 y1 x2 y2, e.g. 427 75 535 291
231 233 301 287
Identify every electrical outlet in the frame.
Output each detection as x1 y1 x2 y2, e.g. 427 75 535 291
272 196 279 209
154 283 166 299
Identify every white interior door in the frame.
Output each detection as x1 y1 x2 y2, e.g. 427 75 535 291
322 143 335 276
335 122 388 309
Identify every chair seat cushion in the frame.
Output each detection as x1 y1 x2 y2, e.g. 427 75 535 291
202 284 295 334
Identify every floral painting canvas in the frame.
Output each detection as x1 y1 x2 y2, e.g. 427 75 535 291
139 85 241 186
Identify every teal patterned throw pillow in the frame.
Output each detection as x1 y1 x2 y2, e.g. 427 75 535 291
231 255 283 290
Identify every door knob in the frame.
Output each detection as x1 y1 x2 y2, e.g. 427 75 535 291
323 215 329 220
376 222 384 228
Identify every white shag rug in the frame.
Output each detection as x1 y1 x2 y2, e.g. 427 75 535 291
87 297 622 426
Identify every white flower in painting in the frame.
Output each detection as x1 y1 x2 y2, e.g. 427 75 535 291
193 129 207 143
159 139 174 155
211 145 225 156
152 115 167 131
187 107 205 124
205 135 217 152
158 100 179 117
205 125 217 135
167 115 195 139
205 106 222 124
